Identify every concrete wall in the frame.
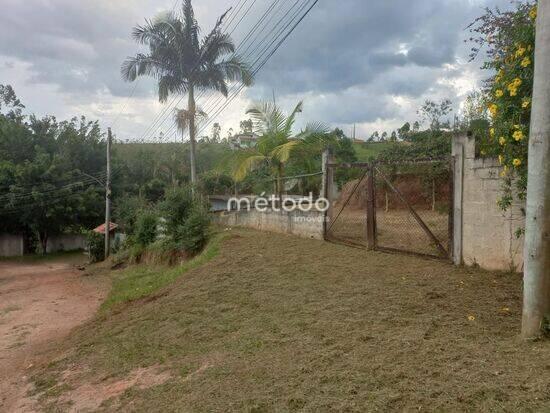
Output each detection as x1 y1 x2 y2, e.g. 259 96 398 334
0 234 24 257
212 209 325 240
46 234 87 253
453 135 525 272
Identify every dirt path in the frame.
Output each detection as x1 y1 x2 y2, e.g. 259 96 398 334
0 258 107 412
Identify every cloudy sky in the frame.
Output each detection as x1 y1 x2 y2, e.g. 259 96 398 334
0 0 504 141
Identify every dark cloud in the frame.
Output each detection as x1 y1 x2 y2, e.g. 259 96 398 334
0 0 499 138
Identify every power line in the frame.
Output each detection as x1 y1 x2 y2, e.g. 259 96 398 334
135 0 248 142
141 0 284 142
160 0 294 140
195 0 318 138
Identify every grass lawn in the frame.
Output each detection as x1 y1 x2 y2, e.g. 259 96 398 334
352 142 393 161
32 229 549 412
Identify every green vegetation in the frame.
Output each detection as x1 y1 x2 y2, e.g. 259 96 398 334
468 1 536 209
0 86 106 253
122 0 253 186
352 141 393 161
100 232 227 311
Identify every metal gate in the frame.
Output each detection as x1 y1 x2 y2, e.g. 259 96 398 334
325 159 453 259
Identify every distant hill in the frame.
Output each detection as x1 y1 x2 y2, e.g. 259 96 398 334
352 141 394 161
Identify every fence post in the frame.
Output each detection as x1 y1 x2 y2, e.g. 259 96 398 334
322 149 332 239
366 163 376 250
451 134 466 265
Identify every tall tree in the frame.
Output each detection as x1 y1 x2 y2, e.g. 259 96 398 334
522 0 550 338
122 0 253 189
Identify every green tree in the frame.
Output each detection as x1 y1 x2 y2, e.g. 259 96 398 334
122 0 253 190
232 101 328 201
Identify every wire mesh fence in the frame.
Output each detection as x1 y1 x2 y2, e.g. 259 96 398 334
325 167 369 247
325 160 452 258
374 162 451 257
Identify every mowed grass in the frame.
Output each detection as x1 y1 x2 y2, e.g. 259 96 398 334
34 229 549 412
100 232 228 311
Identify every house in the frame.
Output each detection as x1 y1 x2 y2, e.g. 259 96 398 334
93 222 125 249
230 133 259 149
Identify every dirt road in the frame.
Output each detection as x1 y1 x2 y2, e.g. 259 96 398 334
0 258 107 412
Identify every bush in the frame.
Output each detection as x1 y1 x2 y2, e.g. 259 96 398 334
113 195 148 236
134 209 158 247
86 231 104 262
159 186 194 232
177 205 210 254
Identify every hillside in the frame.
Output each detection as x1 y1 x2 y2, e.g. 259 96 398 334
352 141 393 161
30 229 549 412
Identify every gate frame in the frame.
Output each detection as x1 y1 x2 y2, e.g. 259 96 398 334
324 157 454 260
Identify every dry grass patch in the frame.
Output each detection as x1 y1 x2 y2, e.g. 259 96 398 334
32 228 549 412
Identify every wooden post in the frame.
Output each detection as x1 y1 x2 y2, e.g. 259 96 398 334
105 127 112 259
366 163 376 250
322 149 330 239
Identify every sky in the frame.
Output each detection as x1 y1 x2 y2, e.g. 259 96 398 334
0 0 504 141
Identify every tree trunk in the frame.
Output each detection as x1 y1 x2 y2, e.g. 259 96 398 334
522 0 550 339
39 231 48 255
188 83 198 194
277 163 284 209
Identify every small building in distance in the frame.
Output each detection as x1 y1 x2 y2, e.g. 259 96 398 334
93 222 125 250
230 133 259 149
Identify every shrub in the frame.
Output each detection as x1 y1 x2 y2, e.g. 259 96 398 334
86 231 104 262
134 209 158 247
159 186 194 233
176 205 210 254
113 195 148 236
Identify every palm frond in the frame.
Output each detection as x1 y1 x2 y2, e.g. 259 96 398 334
232 153 268 182
283 101 304 135
271 140 300 163
246 102 285 136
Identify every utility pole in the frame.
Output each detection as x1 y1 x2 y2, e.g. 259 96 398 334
105 127 112 259
522 0 550 338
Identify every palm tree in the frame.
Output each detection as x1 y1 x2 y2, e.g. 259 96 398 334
122 0 253 189
233 101 328 204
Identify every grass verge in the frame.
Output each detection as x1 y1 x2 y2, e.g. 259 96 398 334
100 232 228 312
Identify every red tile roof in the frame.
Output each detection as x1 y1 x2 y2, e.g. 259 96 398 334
93 222 119 234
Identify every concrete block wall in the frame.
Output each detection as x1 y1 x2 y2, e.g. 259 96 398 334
46 234 87 253
0 234 24 257
453 135 525 272
212 209 325 240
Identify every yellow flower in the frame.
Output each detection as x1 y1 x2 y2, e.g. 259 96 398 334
499 136 506 146
522 99 530 109
467 315 476 321
513 158 522 167
515 47 526 58
509 87 518 97
501 165 508 177
498 154 504 164
490 128 495 137
513 124 521 129
495 89 504 97
521 57 531 67
488 103 498 117
513 130 524 141
530 7 537 20
513 78 522 86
